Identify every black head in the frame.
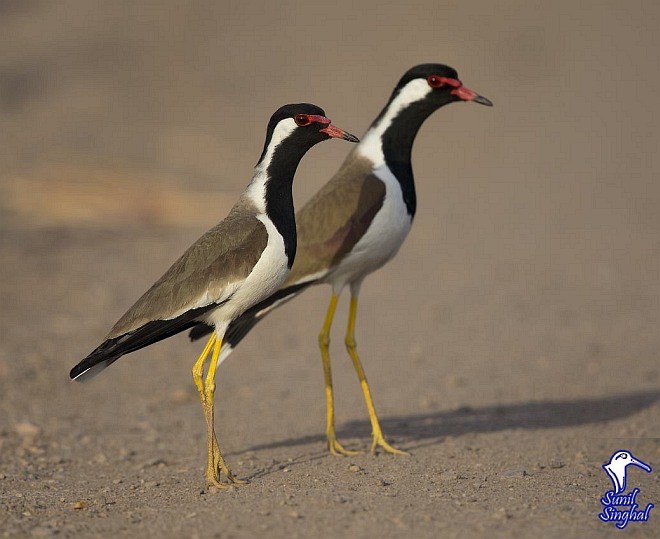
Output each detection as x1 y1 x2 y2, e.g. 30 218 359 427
258 103 359 164
388 63 493 109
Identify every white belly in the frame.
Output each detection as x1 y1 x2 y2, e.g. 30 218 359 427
324 165 412 291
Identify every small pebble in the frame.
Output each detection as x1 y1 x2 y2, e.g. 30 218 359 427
348 464 362 473
15 422 40 438
142 458 166 468
492 507 511 520
72 501 87 510
502 468 527 478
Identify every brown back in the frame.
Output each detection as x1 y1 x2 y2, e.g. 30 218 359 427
286 152 385 285
108 196 268 338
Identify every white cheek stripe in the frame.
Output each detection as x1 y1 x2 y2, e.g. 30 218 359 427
245 118 298 212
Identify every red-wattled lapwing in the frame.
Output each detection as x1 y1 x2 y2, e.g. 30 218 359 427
189 64 492 456
69 104 359 487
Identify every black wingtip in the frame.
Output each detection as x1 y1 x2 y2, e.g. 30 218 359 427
70 303 219 381
70 355 95 380
69 365 83 380
69 350 116 382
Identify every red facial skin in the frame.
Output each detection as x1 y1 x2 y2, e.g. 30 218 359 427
427 75 493 106
294 114 359 142
294 114 330 127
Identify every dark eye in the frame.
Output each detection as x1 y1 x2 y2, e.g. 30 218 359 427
427 75 444 88
294 114 311 126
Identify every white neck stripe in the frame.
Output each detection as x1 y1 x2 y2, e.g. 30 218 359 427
246 118 297 213
357 79 431 165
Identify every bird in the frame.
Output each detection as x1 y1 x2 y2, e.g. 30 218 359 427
603 450 652 494
69 103 359 488
187 64 493 456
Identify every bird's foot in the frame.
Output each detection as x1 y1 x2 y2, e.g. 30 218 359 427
212 443 248 485
205 468 232 489
222 469 248 485
327 434 362 456
370 433 409 456
205 464 247 488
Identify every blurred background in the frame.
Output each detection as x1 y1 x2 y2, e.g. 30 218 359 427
0 1 659 535
3 0 657 230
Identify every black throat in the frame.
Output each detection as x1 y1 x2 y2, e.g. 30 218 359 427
376 96 447 218
261 137 313 268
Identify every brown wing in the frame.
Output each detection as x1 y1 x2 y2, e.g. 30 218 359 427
107 197 268 338
286 153 385 285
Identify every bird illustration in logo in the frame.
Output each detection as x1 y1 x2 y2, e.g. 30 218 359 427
603 450 652 494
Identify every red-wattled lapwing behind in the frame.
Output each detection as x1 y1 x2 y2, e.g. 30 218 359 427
70 104 359 487
189 65 493 455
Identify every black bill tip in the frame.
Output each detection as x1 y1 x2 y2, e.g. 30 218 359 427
473 95 493 107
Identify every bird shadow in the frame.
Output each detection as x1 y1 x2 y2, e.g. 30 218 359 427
236 389 659 457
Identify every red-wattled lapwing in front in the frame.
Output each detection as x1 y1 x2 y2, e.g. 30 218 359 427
189 64 493 455
69 104 359 488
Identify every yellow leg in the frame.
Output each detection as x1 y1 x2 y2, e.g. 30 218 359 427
345 294 408 455
318 293 360 456
192 333 216 399
192 334 245 487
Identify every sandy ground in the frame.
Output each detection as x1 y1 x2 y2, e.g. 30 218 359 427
1 1 659 537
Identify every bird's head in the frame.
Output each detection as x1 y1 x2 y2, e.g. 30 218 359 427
259 103 359 164
390 63 493 111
